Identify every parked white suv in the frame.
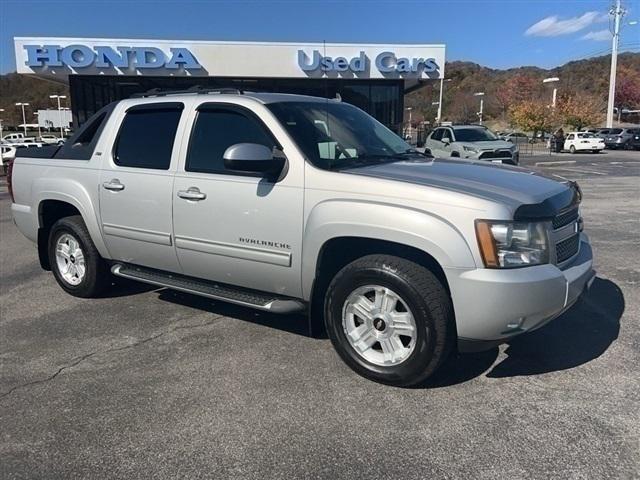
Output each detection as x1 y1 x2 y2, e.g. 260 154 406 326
425 125 519 165
10 91 593 386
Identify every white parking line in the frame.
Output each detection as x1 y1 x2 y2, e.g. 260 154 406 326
535 160 576 166
552 167 607 175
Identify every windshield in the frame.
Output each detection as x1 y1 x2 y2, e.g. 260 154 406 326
454 128 498 142
578 133 596 138
267 101 414 170
609 128 623 134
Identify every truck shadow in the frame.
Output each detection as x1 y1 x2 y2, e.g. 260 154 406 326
111 275 623 387
155 289 312 337
423 277 624 388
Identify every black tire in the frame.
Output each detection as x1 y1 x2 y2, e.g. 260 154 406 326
451 151 460 157
48 215 110 298
569 145 576 154
324 255 453 386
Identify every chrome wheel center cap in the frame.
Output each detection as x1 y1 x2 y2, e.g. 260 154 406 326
373 317 387 331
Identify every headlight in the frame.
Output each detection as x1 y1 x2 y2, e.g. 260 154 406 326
475 220 549 268
463 145 479 153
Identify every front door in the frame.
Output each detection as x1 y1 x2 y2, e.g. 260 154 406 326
172 103 303 297
99 102 185 272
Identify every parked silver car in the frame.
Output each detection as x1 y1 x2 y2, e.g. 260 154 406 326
603 128 637 149
425 125 519 165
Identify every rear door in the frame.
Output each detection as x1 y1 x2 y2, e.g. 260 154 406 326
99 102 186 272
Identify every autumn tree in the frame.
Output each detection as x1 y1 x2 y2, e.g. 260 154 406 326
615 65 640 109
509 101 557 134
556 94 604 130
495 74 540 113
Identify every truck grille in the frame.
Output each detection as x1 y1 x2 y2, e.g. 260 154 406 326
479 150 512 159
553 207 579 229
556 234 580 263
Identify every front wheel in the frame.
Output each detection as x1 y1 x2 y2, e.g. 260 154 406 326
324 255 453 386
48 215 110 298
569 145 576 154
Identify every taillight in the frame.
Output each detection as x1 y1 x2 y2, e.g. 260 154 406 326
7 160 15 203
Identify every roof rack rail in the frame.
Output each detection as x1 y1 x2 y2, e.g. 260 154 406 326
130 86 244 98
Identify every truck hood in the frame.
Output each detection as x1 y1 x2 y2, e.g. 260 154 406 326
345 157 571 210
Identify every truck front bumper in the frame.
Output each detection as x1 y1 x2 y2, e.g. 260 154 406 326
446 233 595 353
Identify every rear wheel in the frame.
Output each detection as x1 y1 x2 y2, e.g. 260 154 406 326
48 215 110 298
324 255 453 386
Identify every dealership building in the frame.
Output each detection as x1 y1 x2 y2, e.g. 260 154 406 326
14 37 445 131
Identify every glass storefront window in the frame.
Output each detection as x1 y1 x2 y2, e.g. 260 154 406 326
70 76 404 133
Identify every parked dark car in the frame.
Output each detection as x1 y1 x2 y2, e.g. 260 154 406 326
628 129 640 150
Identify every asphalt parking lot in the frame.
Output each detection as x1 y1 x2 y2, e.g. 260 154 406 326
1 150 639 479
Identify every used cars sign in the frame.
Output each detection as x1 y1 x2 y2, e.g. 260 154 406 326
298 50 439 76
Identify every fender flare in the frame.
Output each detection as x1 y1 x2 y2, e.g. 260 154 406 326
301 200 476 299
34 177 111 259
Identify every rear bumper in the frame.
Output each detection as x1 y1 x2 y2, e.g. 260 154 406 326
446 234 594 352
11 202 37 243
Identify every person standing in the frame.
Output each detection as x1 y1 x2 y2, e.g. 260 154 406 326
553 128 565 153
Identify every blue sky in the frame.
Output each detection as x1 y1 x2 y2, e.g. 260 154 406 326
0 0 638 74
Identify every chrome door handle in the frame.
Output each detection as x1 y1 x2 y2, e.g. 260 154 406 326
102 179 125 191
177 187 206 201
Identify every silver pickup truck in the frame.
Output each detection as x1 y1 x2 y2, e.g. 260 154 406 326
10 90 595 386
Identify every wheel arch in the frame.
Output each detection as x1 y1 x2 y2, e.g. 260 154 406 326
306 236 457 338
302 200 475 336
35 183 110 269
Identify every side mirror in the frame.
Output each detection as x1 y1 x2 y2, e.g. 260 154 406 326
442 137 450 145
223 143 286 177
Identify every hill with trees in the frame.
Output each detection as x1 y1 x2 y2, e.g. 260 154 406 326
1 52 638 131
405 52 640 130
0 75 69 127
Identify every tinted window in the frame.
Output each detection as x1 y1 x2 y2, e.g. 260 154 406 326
55 102 116 160
454 128 498 142
187 108 275 174
442 129 452 141
114 107 182 170
609 128 623 134
430 129 443 141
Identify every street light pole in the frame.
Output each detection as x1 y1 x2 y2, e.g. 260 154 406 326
543 77 560 108
0 108 4 140
50 95 67 139
606 0 624 128
436 78 451 124
437 78 444 123
474 92 485 125
15 103 30 136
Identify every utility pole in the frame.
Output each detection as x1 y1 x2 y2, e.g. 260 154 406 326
0 108 4 140
606 0 624 128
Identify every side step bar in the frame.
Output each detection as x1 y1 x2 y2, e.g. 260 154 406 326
111 264 305 314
